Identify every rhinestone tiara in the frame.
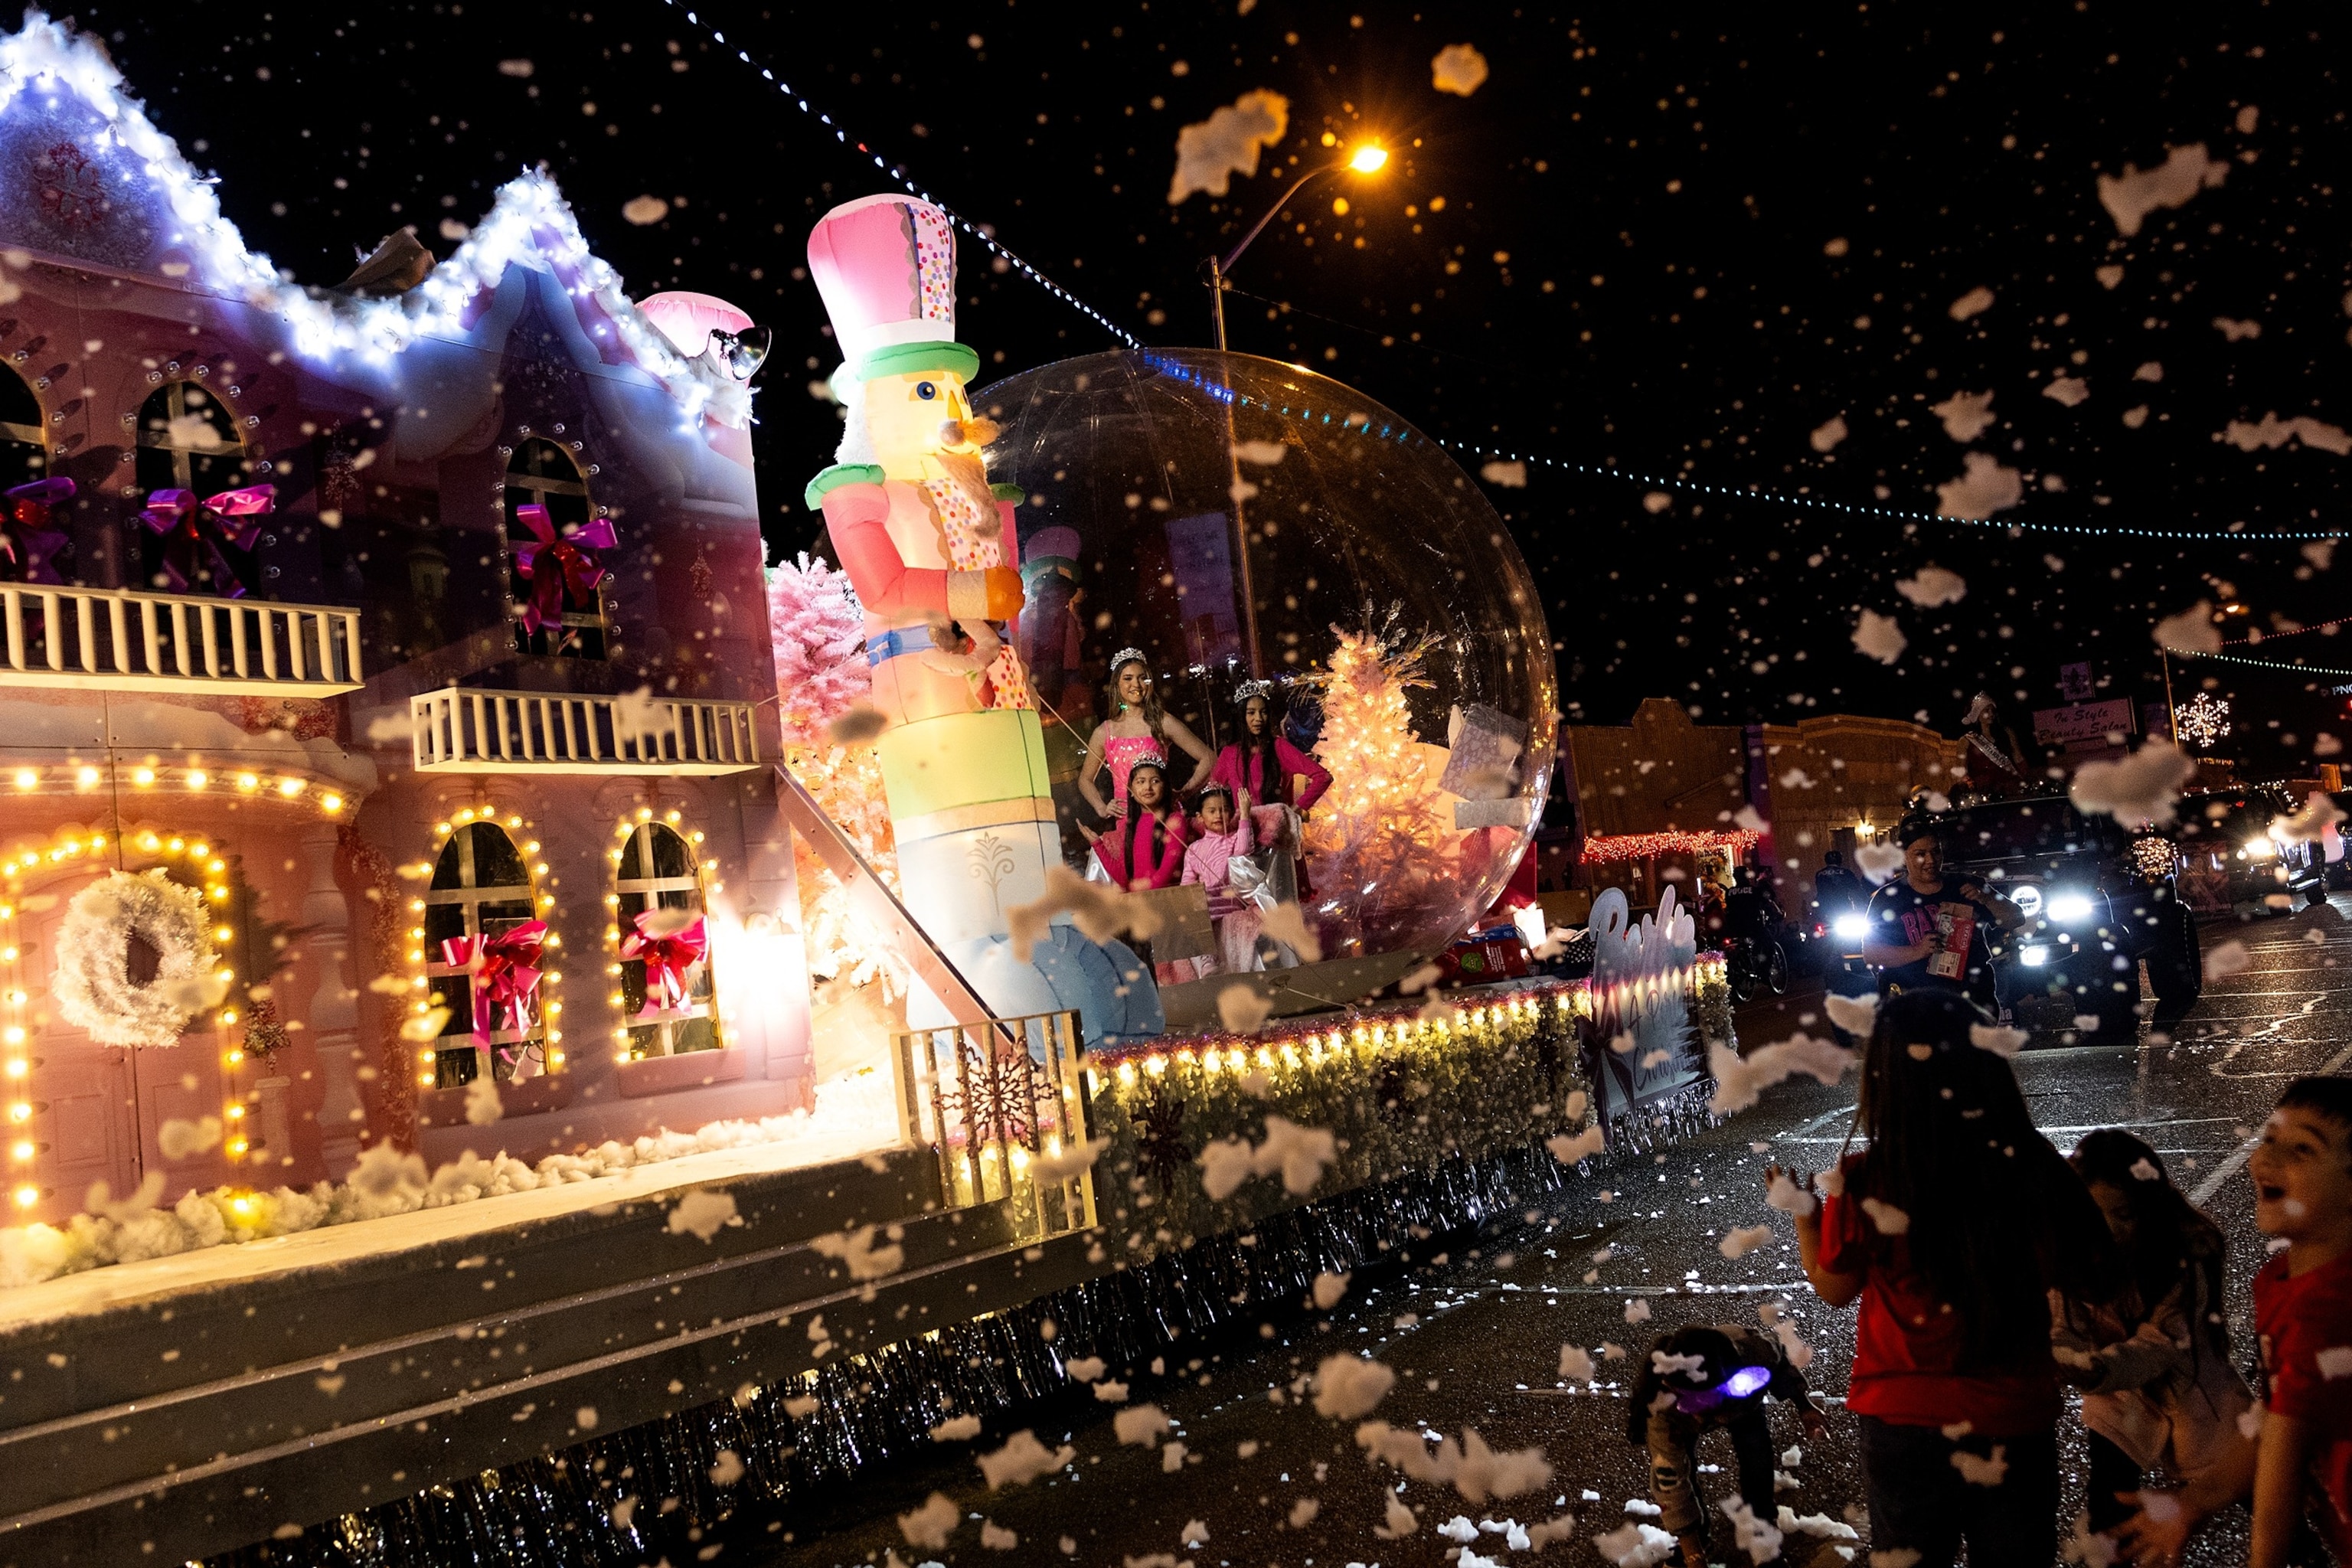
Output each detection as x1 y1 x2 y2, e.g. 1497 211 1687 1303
1109 647 1148 671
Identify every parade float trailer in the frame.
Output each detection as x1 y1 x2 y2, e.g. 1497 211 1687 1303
0 18 1725 1563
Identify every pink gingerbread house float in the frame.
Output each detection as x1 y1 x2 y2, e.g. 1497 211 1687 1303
0 15 833 1230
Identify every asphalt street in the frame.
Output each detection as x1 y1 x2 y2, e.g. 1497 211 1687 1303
749 900 2352 1568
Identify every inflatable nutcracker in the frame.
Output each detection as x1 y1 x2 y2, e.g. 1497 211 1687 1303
804 194 1158 1042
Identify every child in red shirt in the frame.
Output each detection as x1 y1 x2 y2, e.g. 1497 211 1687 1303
2116 1075 2352 1566
1769 990 2118 1567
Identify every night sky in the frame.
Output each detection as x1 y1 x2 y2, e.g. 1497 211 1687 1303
90 2 2352 772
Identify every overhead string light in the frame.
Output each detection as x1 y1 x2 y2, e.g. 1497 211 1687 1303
663 2 1141 351
671 8 2334 546
2162 645 2352 679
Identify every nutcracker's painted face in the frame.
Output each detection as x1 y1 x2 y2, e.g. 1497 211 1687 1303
863 368 977 466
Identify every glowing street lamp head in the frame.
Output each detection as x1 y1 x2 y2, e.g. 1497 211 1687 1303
1347 145 1390 175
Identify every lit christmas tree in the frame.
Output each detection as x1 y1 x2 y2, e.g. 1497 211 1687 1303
765 554 903 992
1303 616 1453 951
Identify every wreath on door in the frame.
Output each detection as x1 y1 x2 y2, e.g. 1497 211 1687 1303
51 869 221 1049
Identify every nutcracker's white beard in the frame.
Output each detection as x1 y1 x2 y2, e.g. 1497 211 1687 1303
832 378 877 466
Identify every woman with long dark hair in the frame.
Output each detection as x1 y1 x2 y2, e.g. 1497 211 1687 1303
2055 1129 2251 1537
1207 678 1331 895
1766 991 2120 1566
1077 651 1214 822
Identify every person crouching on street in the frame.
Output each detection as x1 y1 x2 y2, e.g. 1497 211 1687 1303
1766 989 2122 1567
1628 1321 1827 1568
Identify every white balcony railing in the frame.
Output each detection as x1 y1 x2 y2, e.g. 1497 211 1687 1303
410 690 761 775
0 585 363 695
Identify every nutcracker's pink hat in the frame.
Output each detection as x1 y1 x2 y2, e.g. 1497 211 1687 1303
807 194 980 385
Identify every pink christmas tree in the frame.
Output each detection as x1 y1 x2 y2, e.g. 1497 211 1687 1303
766 554 902 991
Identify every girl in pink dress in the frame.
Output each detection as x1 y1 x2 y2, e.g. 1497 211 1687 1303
1181 783 1261 977
1089 751 1188 890
1080 649 1214 822
1208 680 1332 895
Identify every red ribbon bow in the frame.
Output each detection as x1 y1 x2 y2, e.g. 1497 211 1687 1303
440 920 548 1037
139 484 275 597
0 477 73 585
513 501 616 635
620 910 708 1014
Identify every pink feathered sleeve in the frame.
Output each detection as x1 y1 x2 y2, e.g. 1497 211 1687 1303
1279 737 1333 813
822 482 951 618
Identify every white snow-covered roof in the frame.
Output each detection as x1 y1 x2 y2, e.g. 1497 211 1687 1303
0 11 750 427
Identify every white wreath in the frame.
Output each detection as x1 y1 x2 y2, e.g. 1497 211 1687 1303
51 869 221 1049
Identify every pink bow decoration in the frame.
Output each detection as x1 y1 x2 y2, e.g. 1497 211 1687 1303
620 909 708 1014
139 483 275 597
0 477 73 584
440 920 548 1037
512 502 617 635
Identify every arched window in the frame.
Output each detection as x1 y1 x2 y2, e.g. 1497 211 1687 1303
134 381 253 595
421 822 547 1087
0 364 55 582
616 822 718 1057
505 436 606 659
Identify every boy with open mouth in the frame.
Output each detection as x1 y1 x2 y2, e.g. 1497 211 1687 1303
2115 1076 2352 1565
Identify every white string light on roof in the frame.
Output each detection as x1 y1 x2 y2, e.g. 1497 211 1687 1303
661 1 1143 352
0 15 746 433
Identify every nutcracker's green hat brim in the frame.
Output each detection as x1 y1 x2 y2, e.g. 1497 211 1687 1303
831 340 982 393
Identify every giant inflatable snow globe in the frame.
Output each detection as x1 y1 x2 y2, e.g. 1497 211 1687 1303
977 348 1555 988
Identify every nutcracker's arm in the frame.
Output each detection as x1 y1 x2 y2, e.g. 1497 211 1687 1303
808 466 1021 622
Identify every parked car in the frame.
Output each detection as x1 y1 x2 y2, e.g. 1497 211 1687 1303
2173 786 2326 916
1929 792 2202 1034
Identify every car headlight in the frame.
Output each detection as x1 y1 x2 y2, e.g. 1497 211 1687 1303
2047 893 2095 925
2243 838 2275 861
2010 884 2044 920
1832 914 1869 942
2020 944 2051 966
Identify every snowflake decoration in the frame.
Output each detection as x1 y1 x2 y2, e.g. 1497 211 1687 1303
2174 692 2232 750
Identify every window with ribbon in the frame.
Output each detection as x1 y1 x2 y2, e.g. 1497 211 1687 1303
504 436 609 659
423 822 549 1087
616 822 717 1057
0 364 66 585
133 381 268 597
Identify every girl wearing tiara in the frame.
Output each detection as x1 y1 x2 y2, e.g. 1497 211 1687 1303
1079 648 1215 825
1090 747 1189 891
1209 679 1331 893
1181 781 1266 976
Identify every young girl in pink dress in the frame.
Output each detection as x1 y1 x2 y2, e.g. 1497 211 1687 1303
1181 782 1262 977
1208 680 1331 895
1080 649 1214 822
1089 750 1188 890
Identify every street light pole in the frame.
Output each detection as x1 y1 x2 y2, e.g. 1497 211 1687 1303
1204 147 1387 345
1197 145 1387 680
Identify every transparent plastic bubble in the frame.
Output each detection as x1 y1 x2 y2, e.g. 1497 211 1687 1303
978 348 1556 969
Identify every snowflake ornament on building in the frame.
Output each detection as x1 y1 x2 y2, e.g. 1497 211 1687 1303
2174 691 2232 750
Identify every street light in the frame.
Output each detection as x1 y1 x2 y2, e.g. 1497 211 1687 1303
1205 143 1389 349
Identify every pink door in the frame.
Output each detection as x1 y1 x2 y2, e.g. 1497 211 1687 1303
21 883 142 1223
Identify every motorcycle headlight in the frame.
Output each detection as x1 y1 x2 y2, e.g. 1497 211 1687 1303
1832 914 1869 942
2243 838 2276 861
2047 893 2095 925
